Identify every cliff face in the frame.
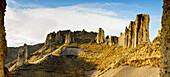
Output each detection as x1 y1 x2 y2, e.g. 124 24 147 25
108 36 118 46
45 30 97 47
0 0 9 77
96 28 105 43
17 44 28 66
45 30 71 47
65 31 72 44
118 14 150 48
5 43 44 64
160 0 170 76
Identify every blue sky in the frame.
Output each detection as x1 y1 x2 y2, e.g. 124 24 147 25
5 0 163 47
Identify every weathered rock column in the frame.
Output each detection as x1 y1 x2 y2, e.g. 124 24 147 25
160 0 170 77
17 44 28 66
124 26 129 48
65 32 71 44
96 28 105 43
0 0 7 77
118 14 149 48
108 36 118 46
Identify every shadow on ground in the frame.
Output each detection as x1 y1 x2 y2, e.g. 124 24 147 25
10 55 96 77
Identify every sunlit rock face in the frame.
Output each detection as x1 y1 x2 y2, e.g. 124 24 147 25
17 44 28 66
118 14 150 48
6 43 44 64
0 0 6 76
108 36 118 46
65 31 72 44
45 30 97 47
96 28 105 44
160 0 170 76
0 0 10 77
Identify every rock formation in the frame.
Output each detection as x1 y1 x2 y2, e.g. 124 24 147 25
45 30 97 46
0 0 10 77
160 0 170 76
118 14 150 48
108 36 118 46
96 28 105 43
65 31 72 44
5 43 44 64
45 30 71 47
0 0 7 76
45 32 57 51
17 44 28 66
152 30 161 44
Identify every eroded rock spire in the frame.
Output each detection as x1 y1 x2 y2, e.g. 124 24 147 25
118 14 150 48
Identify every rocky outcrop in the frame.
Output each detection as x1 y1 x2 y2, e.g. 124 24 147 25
0 0 6 76
96 28 105 43
45 30 97 46
152 30 161 44
65 32 72 44
118 14 150 48
160 0 170 76
17 44 28 66
72 30 97 43
45 32 58 52
5 43 44 64
45 30 71 47
0 0 10 76
108 36 118 46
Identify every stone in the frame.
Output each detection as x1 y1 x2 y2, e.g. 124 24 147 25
118 14 150 48
160 0 170 77
158 30 161 37
96 28 105 43
5 43 44 64
45 31 57 48
65 31 71 44
45 30 97 47
0 0 10 76
108 36 118 46
45 30 72 47
152 30 161 44
17 44 28 66
0 0 6 76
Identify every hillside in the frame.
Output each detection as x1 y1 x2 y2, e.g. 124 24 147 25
8 35 161 77
5 14 162 77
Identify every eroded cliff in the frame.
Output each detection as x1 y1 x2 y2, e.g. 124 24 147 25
0 0 10 76
160 0 170 76
118 14 150 48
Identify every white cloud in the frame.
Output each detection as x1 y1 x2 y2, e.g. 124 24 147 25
5 6 130 47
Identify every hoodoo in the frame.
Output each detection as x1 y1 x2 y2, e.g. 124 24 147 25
118 14 150 48
17 44 28 66
96 28 105 43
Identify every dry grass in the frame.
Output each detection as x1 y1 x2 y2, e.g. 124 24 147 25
16 41 160 75
66 42 161 71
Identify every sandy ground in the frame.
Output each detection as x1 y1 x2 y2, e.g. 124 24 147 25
87 65 160 77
